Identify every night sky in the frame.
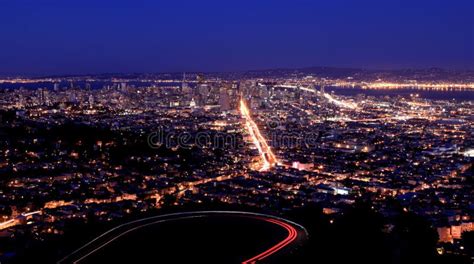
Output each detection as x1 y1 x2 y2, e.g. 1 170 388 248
0 0 473 75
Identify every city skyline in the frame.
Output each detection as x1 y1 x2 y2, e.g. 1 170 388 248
0 73 472 263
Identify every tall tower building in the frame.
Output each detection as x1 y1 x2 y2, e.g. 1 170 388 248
197 84 209 106
219 87 231 112
181 72 187 91
181 73 192 100
88 95 94 108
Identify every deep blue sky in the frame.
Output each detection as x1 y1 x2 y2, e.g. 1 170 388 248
0 0 473 75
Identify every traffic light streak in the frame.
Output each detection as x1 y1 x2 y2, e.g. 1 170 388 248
240 100 278 171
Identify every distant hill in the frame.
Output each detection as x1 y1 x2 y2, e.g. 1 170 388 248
3 66 474 83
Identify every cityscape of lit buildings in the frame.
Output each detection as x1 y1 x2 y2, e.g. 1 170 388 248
0 69 472 261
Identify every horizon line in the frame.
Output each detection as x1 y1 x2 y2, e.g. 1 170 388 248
1 65 474 78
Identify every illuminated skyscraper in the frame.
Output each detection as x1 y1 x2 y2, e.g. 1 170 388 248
219 87 230 111
181 73 192 99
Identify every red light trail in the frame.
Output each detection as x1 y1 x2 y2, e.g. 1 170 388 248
58 211 306 264
242 218 298 264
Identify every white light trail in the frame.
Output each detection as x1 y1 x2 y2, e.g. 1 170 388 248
240 100 278 171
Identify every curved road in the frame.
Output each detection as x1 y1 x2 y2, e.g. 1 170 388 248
57 211 308 264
